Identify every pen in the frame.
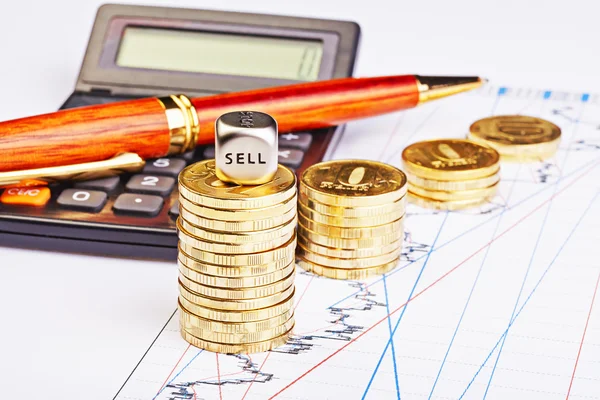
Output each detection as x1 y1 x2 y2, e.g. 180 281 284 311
0 75 483 185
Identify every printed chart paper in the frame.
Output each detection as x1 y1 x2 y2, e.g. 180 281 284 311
114 85 600 400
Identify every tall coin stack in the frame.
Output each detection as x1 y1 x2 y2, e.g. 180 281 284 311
296 160 407 280
177 160 297 353
402 139 501 210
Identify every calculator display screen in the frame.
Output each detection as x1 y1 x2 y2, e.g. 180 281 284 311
115 27 324 81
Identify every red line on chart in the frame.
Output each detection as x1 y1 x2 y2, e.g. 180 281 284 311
268 161 598 399
293 275 316 313
566 270 600 399
194 369 247 382
216 353 223 400
241 354 272 400
156 344 191 394
241 275 316 400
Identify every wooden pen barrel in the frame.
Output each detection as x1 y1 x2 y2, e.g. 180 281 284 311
191 75 419 145
0 98 171 172
0 75 419 172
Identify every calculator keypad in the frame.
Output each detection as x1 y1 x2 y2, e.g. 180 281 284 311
57 189 108 212
0 93 339 259
142 158 187 177
75 176 121 192
113 193 164 216
278 149 305 169
169 200 180 218
279 133 313 150
125 175 176 196
1 187 52 207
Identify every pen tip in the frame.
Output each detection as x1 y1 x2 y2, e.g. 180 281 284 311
416 75 485 104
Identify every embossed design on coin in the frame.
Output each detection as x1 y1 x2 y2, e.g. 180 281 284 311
469 115 560 145
402 139 500 180
179 160 296 208
301 160 407 206
468 115 561 161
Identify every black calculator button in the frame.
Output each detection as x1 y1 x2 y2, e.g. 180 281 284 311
169 200 180 219
278 148 305 169
142 158 187 177
181 151 196 162
125 175 175 196
203 146 215 159
57 189 108 212
113 193 164 216
279 133 313 150
75 176 120 193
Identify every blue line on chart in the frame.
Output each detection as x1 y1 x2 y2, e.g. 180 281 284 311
458 191 599 399
482 90 587 397
490 87 507 114
382 274 401 399
427 164 522 400
152 349 204 400
328 155 600 310
361 213 449 400
483 180 556 398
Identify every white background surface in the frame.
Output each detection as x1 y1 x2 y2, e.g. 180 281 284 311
0 1 597 399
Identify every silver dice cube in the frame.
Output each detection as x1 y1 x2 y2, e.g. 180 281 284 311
215 111 279 185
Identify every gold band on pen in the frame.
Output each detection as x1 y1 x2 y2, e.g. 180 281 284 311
157 94 200 156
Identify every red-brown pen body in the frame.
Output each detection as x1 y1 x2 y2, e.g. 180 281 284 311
0 75 481 172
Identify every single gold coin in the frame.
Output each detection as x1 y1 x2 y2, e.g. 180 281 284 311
298 211 403 239
179 300 292 333
179 268 295 300
180 323 292 354
297 243 401 268
297 201 404 228
179 280 295 311
180 204 296 232
178 216 297 245
297 233 402 259
178 234 296 266
179 160 296 210
408 192 491 210
300 160 407 207
402 139 500 181
179 259 295 288
178 288 295 322
179 195 296 222
299 192 406 218
468 115 561 160
179 246 292 277
297 222 402 249
181 311 295 343
408 181 499 202
178 219 295 254
297 257 400 280
406 171 500 192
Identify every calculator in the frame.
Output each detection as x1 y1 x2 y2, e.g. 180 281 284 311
0 4 360 260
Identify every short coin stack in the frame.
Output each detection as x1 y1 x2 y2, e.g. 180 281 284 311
296 160 407 280
468 115 561 162
402 139 501 210
177 159 297 354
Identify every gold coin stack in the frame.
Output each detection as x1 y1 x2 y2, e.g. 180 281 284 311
468 115 561 162
177 159 297 354
402 139 501 210
296 160 407 280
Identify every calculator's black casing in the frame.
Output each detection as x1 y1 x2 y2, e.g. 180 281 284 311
0 4 361 260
